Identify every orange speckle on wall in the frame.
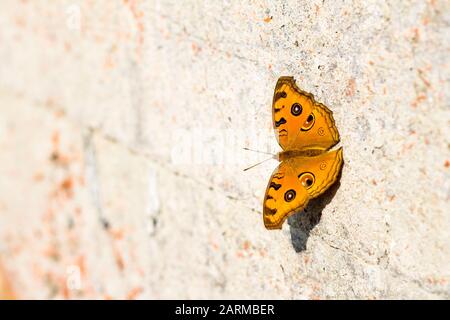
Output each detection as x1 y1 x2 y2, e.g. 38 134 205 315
418 69 431 88
104 55 115 70
126 286 143 300
64 42 72 52
76 255 86 276
192 42 202 55
303 255 310 264
60 177 74 198
14 16 26 28
33 172 45 182
0 264 15 300
43 244 60 261
114 248 125 271
123 0 145 59
411 28 420 42
345 78 356 96
51 131 60 149
410 93 426 108
109 227 125 240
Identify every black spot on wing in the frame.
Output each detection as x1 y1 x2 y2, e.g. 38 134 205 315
269 182 282 191
274 105 285 113
275 118 287 127
273 173 285 179
274 91 287 102
264 206 278 215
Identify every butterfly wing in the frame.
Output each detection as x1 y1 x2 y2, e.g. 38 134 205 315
263 148 343 229
272 76 340 151
263 161 310 230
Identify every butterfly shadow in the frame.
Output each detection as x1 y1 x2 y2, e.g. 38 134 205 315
287 173 342 252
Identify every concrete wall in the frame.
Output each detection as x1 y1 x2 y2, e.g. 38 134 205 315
0 0 448 299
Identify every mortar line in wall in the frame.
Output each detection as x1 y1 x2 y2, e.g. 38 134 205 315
388 266 450 298
96 130 261 215
151 10 264 63
3 88 261 216
317 234 449 298
0 8 276 76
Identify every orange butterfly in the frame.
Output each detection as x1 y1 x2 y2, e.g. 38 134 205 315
263 77 343 229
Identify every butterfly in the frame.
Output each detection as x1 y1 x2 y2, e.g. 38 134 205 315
263 76 343 229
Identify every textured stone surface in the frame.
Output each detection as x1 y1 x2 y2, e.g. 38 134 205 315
0 1 449 299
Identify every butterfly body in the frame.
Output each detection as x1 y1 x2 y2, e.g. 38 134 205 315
263 77 343 230
277 149 324 161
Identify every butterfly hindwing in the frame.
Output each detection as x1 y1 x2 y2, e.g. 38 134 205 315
263 148 343 229
290 148 343 199
263 160 310 230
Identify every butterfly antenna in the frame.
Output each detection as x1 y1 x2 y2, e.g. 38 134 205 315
243 156 274 171
243 147 276 156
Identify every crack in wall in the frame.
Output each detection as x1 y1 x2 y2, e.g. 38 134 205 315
82 127 106 229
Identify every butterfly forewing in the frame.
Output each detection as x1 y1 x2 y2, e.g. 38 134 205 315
272 77 340 152
272 77 315 150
